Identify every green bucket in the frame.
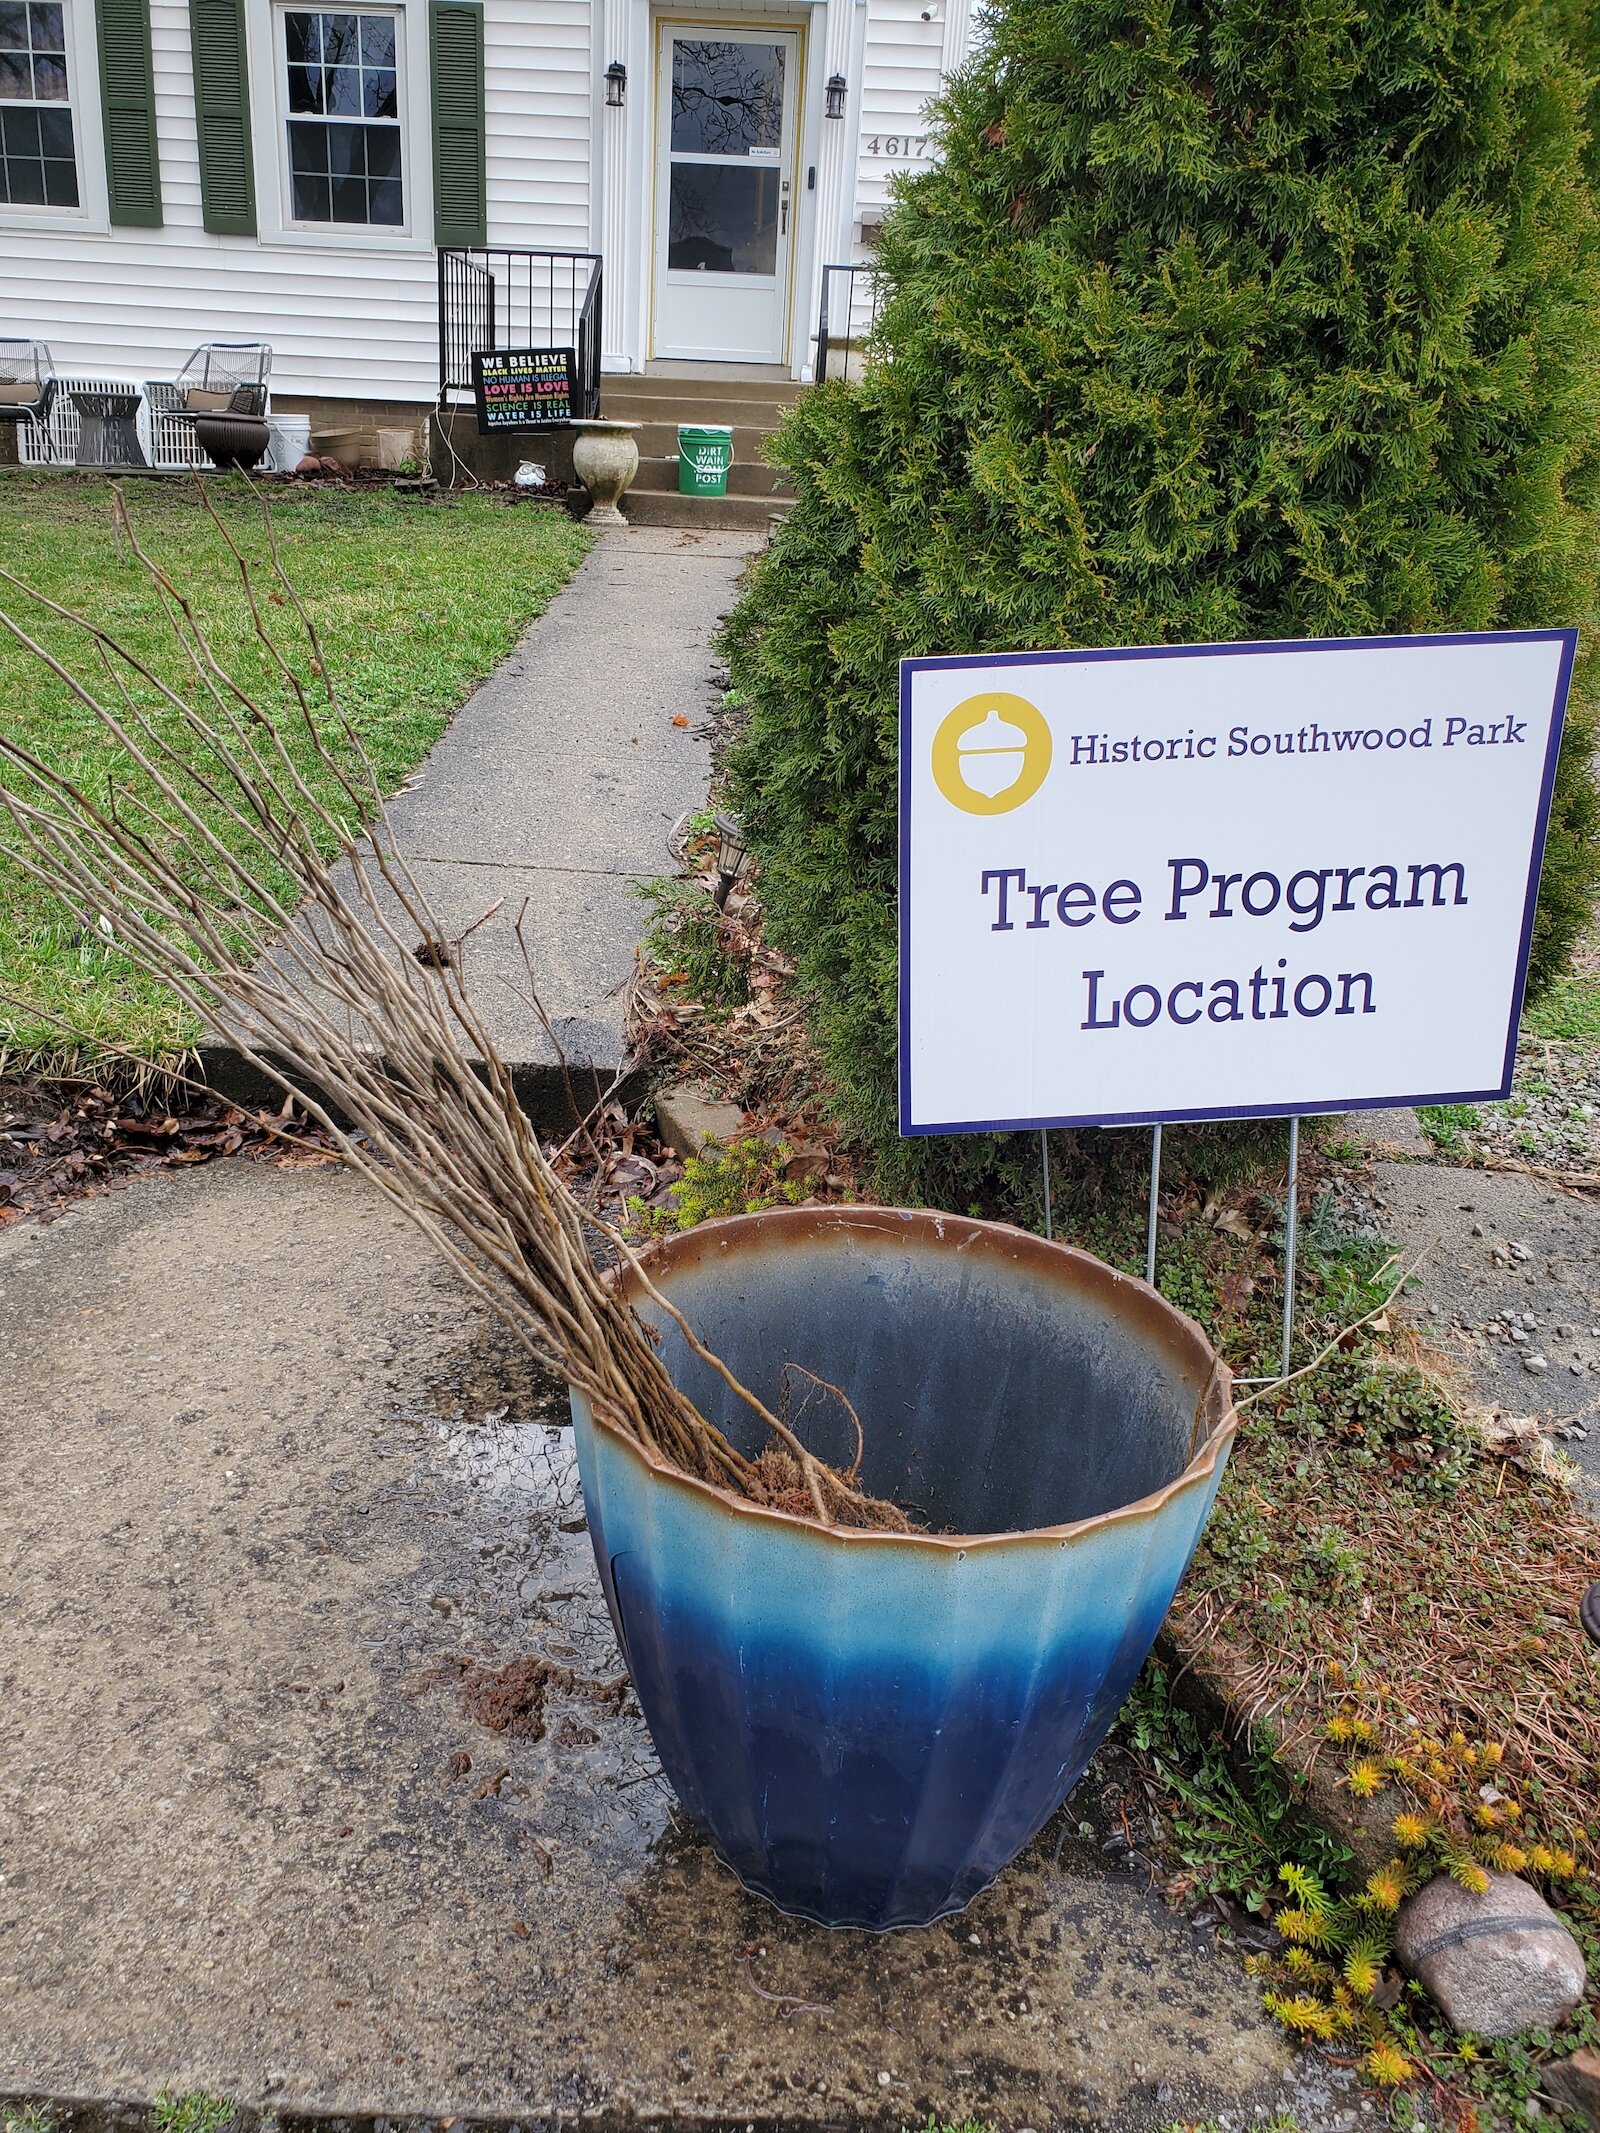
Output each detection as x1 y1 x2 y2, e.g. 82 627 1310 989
678 424 733 497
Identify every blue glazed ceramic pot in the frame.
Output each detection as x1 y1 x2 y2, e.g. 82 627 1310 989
569 1206 1235 1930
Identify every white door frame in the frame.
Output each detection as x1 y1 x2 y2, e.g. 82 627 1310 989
649 19 803 364
593 0 860 378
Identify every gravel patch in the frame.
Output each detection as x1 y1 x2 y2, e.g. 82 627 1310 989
1446 1038 1600 1173
1420 928 1600 1175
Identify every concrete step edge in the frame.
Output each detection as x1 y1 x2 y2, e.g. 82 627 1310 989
628 460 795 501
620 490 791 530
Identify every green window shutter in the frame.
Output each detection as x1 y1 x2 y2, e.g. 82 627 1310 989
189 0 255 235
430 0 485 248
95 0 162 227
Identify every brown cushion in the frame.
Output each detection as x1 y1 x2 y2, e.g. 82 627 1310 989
0 380 37 403
184 387 235 410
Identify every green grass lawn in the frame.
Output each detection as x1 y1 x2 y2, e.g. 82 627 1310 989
0 472 590 1071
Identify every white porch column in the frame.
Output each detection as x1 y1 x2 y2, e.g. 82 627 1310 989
598 0 632 368
801 0 866 378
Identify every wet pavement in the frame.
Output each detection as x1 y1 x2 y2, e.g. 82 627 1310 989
1339 1137 1600 1503
0 1160 1357 2131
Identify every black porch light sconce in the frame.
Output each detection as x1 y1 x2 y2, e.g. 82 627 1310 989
824 72 848 120
605 60 627 108
712 813 751 908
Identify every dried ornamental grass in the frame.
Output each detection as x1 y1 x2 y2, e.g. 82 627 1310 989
0 487 909 1532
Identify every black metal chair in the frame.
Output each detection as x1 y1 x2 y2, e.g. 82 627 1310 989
0 339 58 462
144 343 272 465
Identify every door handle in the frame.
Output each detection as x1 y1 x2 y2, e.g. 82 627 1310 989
781 180 790 235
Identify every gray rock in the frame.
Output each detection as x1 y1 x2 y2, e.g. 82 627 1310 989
1542 2047 1600 2130
1395 1872 1587 2038
653 1082 747 1159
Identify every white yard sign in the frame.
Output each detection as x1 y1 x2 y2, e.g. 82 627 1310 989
899 632 1576 1135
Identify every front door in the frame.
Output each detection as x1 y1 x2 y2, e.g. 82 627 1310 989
651 26 799 364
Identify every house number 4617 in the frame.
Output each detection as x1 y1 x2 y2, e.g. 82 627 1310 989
864 135 930 157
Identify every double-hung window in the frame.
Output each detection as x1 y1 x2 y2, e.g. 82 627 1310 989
283 7 401 226
0 0 77 208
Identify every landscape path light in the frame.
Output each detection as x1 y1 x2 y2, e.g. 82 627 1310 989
713 812 751 908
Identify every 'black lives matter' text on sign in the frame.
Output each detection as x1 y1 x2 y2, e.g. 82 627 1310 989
472 348 578 432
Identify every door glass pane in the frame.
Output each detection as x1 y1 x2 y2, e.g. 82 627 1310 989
670 38 783 156
668 161 778 274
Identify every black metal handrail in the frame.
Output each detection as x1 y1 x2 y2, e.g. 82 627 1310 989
437 248 603 419
815 262 885 383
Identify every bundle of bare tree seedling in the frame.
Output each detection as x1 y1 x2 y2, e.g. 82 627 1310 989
0 490 906 1532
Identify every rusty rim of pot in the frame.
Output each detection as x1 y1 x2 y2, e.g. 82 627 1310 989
594 1204 1239 1551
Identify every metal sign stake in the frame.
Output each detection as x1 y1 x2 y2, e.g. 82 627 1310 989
1143 1116 1301 1388
1232 1115 1301 1389
1279 1114 1300 1381
1145 1123 1162 1287
1040 1128 1053 1240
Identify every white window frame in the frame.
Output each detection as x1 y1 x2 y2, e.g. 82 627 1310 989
248 0 431 252
0 0 108 232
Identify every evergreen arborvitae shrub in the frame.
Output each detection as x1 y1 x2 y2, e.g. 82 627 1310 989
723 0 1600 1198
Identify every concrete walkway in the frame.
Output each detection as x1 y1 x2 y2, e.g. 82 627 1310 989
0 1160 1362 2133
388 523 757 1079
214 525 760 1116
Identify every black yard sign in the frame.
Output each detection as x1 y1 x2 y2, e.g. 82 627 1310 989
472 347 578 432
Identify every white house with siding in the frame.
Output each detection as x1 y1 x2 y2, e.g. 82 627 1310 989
0 0 969 444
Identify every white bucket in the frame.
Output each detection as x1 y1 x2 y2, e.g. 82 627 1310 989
263 413 312 472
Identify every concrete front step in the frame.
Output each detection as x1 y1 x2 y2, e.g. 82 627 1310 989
608 379 802 409
602 382 802 431
611 367 804 401
606 400 797 439
629 454 793 501
622 486 790 531
625 418 788 463
596 366 800 528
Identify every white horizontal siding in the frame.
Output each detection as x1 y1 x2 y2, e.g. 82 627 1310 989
485 0 591 248
855 0 947 226
0 0 594 403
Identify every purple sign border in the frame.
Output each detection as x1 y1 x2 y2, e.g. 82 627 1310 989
897 628 1578 1137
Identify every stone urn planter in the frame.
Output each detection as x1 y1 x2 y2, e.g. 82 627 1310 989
568 1205 1237 1930
570 419 640 524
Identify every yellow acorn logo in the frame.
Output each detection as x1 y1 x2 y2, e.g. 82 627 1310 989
931 692 1053 815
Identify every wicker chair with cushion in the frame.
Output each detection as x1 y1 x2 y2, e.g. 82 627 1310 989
143 343 272 466
0 339 58 460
